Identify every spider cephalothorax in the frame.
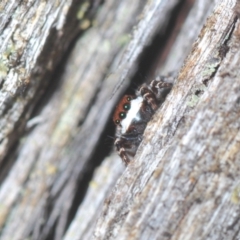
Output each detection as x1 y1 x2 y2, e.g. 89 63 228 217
113 78 173 165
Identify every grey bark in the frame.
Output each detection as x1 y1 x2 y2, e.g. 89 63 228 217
0 0 145 239
0 0 237 240
93 0 240 240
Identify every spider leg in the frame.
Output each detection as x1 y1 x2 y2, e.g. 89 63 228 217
114 138 131 165
114 135 141 165
138 84 159 110
137 77 173 110
149 78 173 94
147 78 173 107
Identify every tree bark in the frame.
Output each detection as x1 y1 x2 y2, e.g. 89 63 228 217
93 0 240 240
0 0 237 240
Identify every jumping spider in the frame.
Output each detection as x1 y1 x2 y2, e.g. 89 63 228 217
113 77 173 165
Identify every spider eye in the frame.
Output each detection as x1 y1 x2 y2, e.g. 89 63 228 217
115 119 120 125
119 112 126 119
127 97 131 101
123 103 130 111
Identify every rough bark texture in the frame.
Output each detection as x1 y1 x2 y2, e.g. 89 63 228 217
0 0 238 240
94 0 240 240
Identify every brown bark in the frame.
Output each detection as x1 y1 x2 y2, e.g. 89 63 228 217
0 0 237 240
